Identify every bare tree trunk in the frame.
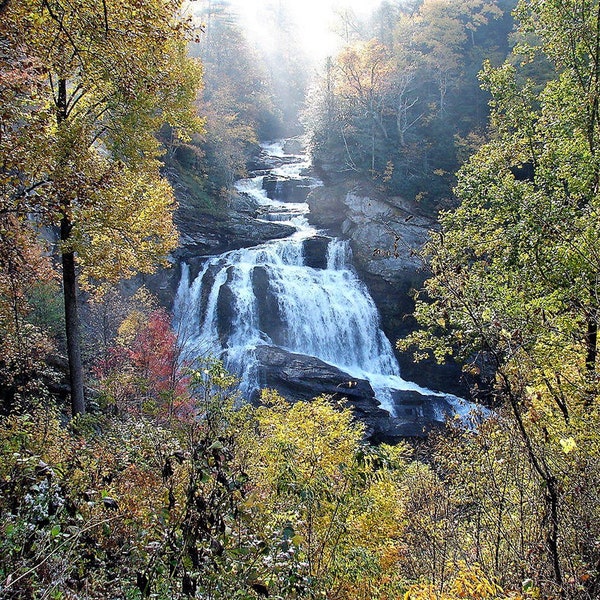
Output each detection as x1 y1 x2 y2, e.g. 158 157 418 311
57 77 85 415
61 231 85 416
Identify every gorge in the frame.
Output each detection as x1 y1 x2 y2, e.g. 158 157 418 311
172 141 475 441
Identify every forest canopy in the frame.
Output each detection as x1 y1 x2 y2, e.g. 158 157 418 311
0 0 202 415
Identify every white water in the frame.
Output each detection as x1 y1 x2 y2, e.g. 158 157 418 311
174 141 474 418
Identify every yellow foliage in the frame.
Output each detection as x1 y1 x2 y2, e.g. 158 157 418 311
253 391 363 487
113 287 157 346
350 477 406 553
404 564 508 600
451 563 504 598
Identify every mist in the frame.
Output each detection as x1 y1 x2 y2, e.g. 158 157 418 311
223 0 375 64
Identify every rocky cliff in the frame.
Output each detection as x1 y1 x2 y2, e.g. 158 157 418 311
307 183 467 397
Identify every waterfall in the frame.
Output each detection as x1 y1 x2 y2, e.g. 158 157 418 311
174 141 474 418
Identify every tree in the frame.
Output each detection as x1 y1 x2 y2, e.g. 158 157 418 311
0 11 64 412
94 303 191 419
402 0 600 594
183 1 281 200
322 40 396 178
2 0 202 415
242 391 410 599
305 0 511 204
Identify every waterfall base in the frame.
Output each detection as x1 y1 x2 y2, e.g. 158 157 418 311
252 345 454 442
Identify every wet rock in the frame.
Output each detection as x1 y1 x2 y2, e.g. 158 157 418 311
252 267 285 346
306 185 347 234
251 345 445 442
216 268 236 343
228 190 259 214
302 236 330 270
247 150 282 172
253 345 375 404
262 175 311 203
173 210 295 259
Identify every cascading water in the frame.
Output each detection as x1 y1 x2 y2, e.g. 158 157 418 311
174 141 471 419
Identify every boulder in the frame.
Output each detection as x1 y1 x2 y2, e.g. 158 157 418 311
302 236 330 270
306 185 347 233
247 151 283 172
253 345 391 440
251 345 450 442
262 175 311 203
252 267 285 346
341 190 433 285
227 190 259 214
254 345 376 404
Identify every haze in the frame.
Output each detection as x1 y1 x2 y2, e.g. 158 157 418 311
227 0 376 62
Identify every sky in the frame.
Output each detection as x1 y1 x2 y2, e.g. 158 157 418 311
226 0 378 62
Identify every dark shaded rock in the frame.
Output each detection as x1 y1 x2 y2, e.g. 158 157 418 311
189 261 221 326
131 262 181 309
227 216 296 248
253 267 284 346
252 345 448 442
254 345 375 403
216 267 235 343
248 151 301 173
311 157 349 186
247 151 282 172
299 167 314 178
353 269 465 395
253 345 377 414
306 185 346 234
228 190 259 214
302 236 330 270
262 175 311 203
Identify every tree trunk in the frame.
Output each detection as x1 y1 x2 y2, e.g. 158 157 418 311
56 77 85 416
586 315 597 374
61 218 85 415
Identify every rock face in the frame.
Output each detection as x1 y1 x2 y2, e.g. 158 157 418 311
174 206 294 259
262 174 311 203
252 345 446 442
307 183 467 397
307 184 432 285
138 190 295 308
282 138 304 155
